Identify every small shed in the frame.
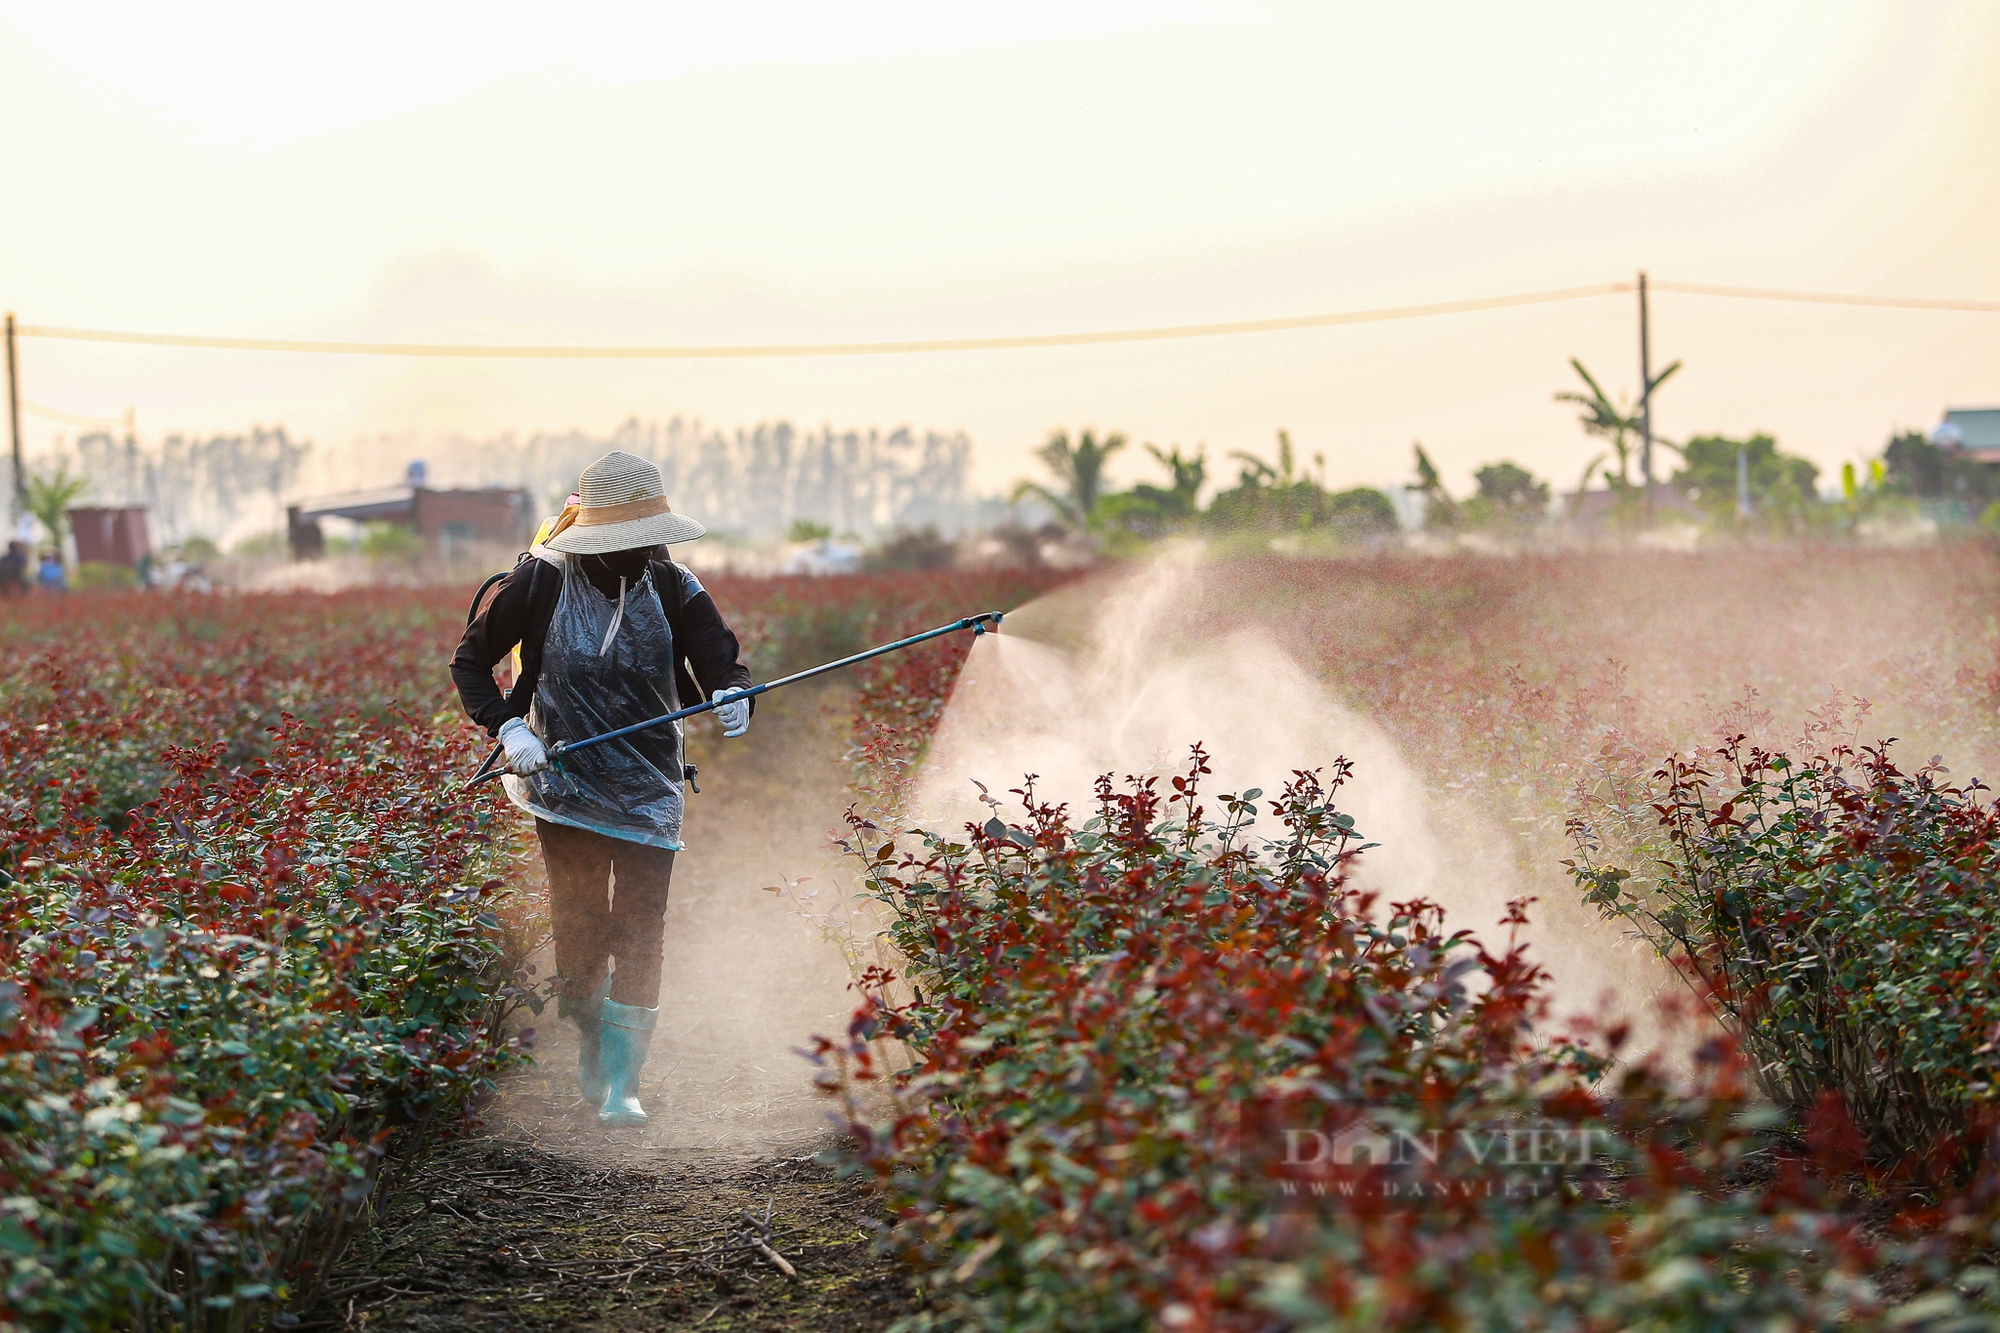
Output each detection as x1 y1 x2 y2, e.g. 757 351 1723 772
68 507 152 568
286 485 534 561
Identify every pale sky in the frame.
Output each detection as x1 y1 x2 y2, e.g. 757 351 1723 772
3 1 1997 498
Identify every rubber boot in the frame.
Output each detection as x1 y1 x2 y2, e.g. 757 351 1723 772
557 975 612 1105
597 997 658 1126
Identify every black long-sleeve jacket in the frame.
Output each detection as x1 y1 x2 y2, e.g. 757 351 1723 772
450 555 753 737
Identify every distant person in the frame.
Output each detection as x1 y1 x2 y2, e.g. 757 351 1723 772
0 541 26 597
36 551 65 594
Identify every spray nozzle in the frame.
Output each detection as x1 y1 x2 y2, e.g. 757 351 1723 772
971 611 1004 637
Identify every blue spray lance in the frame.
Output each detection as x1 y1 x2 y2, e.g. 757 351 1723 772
464 610 1004 788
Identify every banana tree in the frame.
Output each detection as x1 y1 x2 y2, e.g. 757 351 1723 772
1554 357 1681 491
1412 441 1461 528
26 460 90 565
1230 429 1304 489
1011 429 1128 530
1145 443 1207 512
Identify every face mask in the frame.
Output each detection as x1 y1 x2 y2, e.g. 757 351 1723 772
583 546 655 583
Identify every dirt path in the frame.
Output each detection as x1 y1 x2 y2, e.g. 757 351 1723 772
301 682 914 1331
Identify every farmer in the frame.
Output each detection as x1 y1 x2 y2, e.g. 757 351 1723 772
450 450 753 1126
35 551 65 594
0 541 26 597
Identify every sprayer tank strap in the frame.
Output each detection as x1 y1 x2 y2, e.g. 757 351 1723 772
449 552 752 739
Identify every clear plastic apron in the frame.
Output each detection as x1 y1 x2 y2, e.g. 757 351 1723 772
504 555 685 849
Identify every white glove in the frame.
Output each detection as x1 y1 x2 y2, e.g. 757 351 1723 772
498 717 549 775
711 686 751 738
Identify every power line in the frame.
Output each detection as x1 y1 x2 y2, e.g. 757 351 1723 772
14 283 1631 359
21 398 125 428
1649 280 2000 313
8 278 1996 363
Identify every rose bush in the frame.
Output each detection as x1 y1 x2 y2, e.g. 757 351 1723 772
0 590 526 1329
1568 725 2000 1168
816 750 2000 1331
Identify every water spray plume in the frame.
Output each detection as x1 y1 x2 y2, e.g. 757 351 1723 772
916 548 1670 1043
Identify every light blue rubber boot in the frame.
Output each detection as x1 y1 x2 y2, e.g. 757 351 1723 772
597 997 658 1126
557 975 612 1105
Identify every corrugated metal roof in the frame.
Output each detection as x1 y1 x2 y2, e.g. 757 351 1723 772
1943 408 2000 450
295 486 416 522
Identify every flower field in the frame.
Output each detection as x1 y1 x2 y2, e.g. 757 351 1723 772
8 547 2000 1332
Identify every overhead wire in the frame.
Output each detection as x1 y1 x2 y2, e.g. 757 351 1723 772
12 283 1631 359
8 278 1996 363
1647 281 2000 313
21 399 126 428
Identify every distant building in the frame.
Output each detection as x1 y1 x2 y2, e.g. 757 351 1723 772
287 471 535 562
68 507 152 567
1930 408 2000 465
781 538 864 575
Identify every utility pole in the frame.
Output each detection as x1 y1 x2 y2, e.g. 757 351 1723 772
1637 271 1654 523
5 313 22 527
123 406 138 508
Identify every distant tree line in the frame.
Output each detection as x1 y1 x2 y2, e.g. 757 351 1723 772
51 427 310 547
31 375 1986 561
1015 428 1403 546
1548 355 1955 537
437 417 997 540
36 416 1002 551
1880 431 1991 505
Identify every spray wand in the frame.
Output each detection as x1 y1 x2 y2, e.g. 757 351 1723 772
463 610 1004 788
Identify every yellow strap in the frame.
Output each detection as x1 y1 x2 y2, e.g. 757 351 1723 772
542 503 581 543
511 505 579 680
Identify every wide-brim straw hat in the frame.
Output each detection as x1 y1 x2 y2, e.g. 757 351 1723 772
544 450 707 553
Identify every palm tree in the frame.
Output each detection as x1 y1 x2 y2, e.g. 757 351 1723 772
1412 442 1460 527
26 460 90 565
1012 429 1127 529
1144 443 1207 512
1554 357 1681 491
1229 429 1300 489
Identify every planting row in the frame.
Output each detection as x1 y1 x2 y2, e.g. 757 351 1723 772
0 567 1066 1331
0 589 525 1329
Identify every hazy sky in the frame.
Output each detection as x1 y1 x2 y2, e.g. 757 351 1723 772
3 1 1997 498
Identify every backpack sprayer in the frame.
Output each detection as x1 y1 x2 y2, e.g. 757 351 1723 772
463 610 1004 788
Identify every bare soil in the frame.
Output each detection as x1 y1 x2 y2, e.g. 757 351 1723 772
297 681 915 1331
296 1135 909 1331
